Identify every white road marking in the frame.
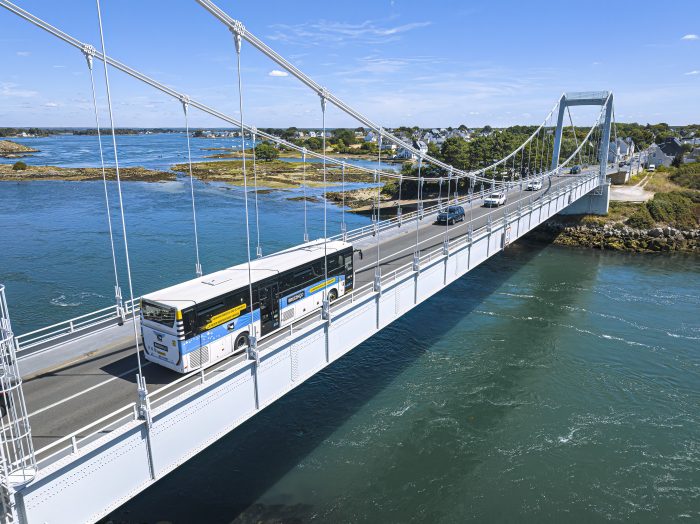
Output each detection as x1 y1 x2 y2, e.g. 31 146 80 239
28 361 152 418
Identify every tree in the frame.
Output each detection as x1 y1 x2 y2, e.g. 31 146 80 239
332 129 356 146
12 161 27 171
672 152 684 168
255 142 279 162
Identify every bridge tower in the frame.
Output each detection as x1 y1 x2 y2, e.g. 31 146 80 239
0 285 35 523
552 91 613 215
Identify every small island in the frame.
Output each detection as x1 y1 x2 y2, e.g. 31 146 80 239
0 140 38 158
0 163 174 182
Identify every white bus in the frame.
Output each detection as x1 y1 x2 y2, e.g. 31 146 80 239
140 240 354 373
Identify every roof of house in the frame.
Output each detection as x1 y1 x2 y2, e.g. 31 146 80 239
143 239 351 307
659 138 683 157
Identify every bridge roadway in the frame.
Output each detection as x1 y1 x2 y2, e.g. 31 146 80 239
22 173 586 452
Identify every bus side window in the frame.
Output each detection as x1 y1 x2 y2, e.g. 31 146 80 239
196 301 226 332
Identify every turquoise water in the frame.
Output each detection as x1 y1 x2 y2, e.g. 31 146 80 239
109 243 699 523
1 159 698 522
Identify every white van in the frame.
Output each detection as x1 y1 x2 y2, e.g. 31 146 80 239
647 164 656 172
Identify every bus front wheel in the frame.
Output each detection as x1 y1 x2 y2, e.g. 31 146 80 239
234 332 249 354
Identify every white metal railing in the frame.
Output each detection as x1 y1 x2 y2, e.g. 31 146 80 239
31 173 597 470
15 298 138 358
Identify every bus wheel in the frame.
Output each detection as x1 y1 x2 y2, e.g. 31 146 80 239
329 289 338 302
234 332 249 354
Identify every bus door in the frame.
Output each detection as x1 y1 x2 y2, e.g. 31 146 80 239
258 281 280 336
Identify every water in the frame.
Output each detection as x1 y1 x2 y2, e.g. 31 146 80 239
2 133 399 172
106 244 698 524
1 162 699 522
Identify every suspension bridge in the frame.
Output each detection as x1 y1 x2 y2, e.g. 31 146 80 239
0 1 621 522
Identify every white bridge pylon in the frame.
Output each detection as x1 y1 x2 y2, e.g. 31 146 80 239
0 2 616 523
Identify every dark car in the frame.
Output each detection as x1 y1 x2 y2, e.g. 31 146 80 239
570 165 582 174
436 205 465 224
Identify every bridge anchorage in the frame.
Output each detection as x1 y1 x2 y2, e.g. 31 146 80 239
0 0 621 522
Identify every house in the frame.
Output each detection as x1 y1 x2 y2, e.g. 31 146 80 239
645 138 683 167
608 137 635 162
646 144 672 167
683 147 700 164
308 131 317 138
364 131 377 143
415 140 428 156
295 131 305 138
395 147 417 161
381 142 397 152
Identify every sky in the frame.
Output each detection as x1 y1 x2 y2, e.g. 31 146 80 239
0 0 698 129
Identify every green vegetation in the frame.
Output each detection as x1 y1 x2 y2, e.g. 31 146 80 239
254 142 279 162
669 161 700 191
645 192 697 228
626 205 655 229
12 161 27 171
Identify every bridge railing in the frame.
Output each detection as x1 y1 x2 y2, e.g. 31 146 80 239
14 298 138 359
30 173 598 471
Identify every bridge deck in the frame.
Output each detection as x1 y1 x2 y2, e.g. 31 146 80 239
20 173 587 452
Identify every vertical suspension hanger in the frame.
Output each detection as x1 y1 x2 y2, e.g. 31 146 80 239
232 23 259 379
302 148 309 243
413 155 423 272
443 167 452 255
251 127 262 258
374 131 383 293
82 43 124 322
95 0 148 424
397 171 403 226
181 95 203 277
320 92 330 321
340 163 347 241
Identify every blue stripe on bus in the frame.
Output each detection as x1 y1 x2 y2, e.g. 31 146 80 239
279 275 344 309
179 308 260 355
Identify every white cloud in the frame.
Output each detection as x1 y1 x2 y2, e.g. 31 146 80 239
267 19 431 46
268 70 289 77
43 102 59 108
53 65 66 69
681 34 699 40
16 51 31 57
684 70 699 75
0 82 37 98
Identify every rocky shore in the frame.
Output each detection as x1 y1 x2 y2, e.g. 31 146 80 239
0 140 38 158
0 164 174 182
530 218 699 253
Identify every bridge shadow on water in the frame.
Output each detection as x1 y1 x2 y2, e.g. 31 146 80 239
106 239 557 524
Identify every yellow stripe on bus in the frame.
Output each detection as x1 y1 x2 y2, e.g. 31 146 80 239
309 278 336 294
203 303 247 331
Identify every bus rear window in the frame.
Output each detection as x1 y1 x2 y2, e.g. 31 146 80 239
141 300 176 327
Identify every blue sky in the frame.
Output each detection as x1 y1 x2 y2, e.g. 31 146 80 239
1 0 698 128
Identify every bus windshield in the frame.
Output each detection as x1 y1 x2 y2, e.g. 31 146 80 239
141 300 176 327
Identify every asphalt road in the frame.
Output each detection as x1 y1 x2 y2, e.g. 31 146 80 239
23 172 591 453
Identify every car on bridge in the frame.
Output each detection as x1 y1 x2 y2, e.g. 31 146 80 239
483 192 506 207
570 165 582 174
526 179 543 191
435 205 465 224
